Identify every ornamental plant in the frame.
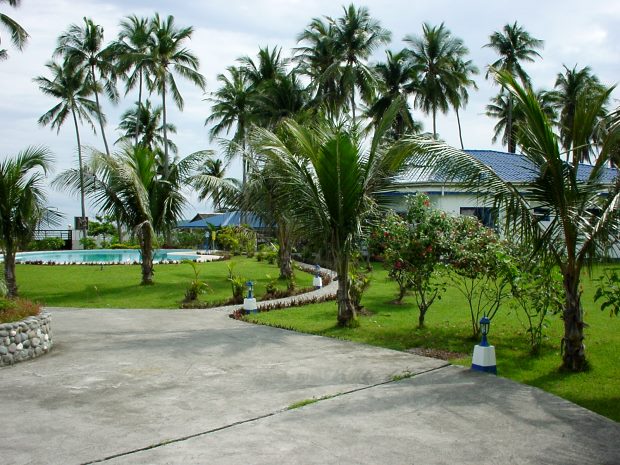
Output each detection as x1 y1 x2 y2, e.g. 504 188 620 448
382 194 453 327
508 250 564 354
447 215 513 338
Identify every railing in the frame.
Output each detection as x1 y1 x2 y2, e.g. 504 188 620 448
33 230 73 249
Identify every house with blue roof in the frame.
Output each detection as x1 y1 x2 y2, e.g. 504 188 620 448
389 149 618 228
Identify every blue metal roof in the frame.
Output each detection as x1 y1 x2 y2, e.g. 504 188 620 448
177 211 265 229
403 149 618 184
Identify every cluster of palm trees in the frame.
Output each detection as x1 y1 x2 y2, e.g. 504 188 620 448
34 14 206 244
2 4 619 372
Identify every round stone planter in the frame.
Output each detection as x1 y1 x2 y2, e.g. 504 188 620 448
0 312 53 367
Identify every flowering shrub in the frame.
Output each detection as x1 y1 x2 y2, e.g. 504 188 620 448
381 194 453 327
446 215 513 338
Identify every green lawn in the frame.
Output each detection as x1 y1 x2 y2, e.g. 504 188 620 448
247 263 620 422
15 256 313 309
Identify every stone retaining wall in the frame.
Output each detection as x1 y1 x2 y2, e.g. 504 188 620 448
0 312 53 367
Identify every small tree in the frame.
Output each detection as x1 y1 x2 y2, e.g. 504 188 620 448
0 147 56 297
509 250 564 354
447 215 513 338
382 194 453 326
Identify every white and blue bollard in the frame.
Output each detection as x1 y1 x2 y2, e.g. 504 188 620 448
243 280 258 315
471 316 497 375
312 264 323 289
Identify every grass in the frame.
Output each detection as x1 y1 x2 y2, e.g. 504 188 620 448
247 263 620 422
14 256 313 309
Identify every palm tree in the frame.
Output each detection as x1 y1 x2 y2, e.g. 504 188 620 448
485 22 543 152
404 22 469 138
116 99 177 155
54 145 200 285
330 4 391 124
405 71 620 372
367 49 421 139
552 65 609 163
0 0 28 60
253 104 415 326
205 66 254 186
34 59 98 240
252 70 312 129
55 17 118 156
193 156 239 212
111 15 152 145
447 57 478 149
0 147 54 297
486 88 556 151
295 17 345 118
145 13 206 177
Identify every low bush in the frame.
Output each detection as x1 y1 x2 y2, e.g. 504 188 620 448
26 237 65 251
0 297 41 324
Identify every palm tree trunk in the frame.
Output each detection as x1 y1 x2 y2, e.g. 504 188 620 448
507 95 515 153
432 106 437 139
336 253 356 326
71 106 87 242
4 246 17 298
139 224 154 285
561 269 587 371
162 78 169 178
456 107 464 149
135 69 143 147
277 222 293 279
351 86 356 127
91 65 111 157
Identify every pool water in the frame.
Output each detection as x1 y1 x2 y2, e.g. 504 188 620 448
13 249 200 264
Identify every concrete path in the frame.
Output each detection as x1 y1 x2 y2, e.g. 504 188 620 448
1 307 618 465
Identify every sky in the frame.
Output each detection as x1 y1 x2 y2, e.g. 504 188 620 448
1 0 619 224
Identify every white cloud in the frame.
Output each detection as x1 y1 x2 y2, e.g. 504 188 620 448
1 0 619 220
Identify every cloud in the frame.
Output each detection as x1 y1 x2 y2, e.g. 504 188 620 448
1 0 619 220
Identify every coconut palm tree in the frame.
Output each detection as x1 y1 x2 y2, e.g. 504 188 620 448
330 4 391 124
0 0 28 60
404 22 469 138
192 156 239 212
145 13 206 177
485 88 556 151
447 57 479 149
54 145 201 285
0 147 54 297
205 66 254 186
405 71 620 372
484 22 543 152
294 17 345 118
252 104 415 326
367 49 421 139
116 100 177 155
111 15 152 145
34 59 98 240
552 65 609 163
55 17 118 156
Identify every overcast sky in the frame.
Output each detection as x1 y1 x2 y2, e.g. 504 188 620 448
1 0 619 223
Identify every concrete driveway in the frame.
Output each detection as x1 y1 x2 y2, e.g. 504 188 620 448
0 307 618 465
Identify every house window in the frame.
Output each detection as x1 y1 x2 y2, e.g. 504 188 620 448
533 207 550 221
460 207 496 228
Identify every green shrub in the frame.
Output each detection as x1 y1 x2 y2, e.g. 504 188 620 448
594 268 620 317
0 297 41 324
109 242 140 249
182 260 210 303
79 237 97 250
217 225 256 255
26 237 65 251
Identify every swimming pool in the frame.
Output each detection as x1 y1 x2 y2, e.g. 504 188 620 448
12 249 202 264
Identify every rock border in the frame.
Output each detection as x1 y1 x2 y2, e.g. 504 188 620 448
0 312 53 367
